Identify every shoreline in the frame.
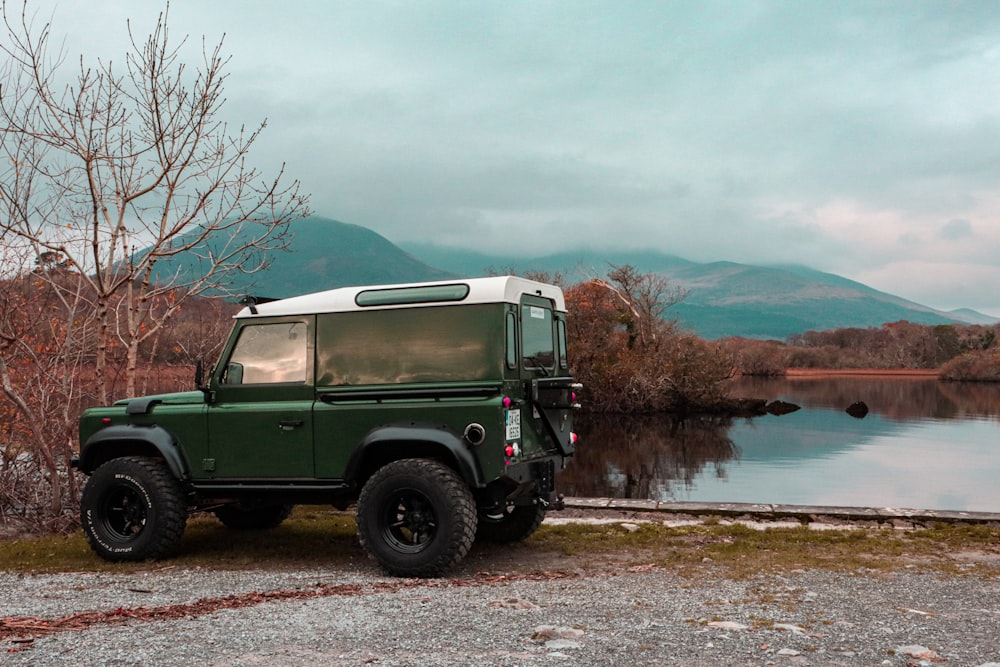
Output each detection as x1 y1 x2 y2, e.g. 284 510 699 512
783 367 940 379
560 497 1000 527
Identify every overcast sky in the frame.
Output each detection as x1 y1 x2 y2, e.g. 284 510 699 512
25 1 1000 315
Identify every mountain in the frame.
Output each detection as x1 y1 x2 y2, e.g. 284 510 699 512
400 243 998 340
145 216 997 340
946 308 1000 326
149 216 455 299
400 244 698 279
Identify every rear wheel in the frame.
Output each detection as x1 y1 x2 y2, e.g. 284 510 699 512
80 457 187 561
477 502 546 543
356 459 476 577
213 503 294 530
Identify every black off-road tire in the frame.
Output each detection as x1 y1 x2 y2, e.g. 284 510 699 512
476 502 546 543
213 503 294 530
80 456 188 562
356 458 477 578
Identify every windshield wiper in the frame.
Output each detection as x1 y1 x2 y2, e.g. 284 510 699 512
524 356 551 377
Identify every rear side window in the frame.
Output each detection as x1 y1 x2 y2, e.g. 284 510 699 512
521 304 554 369
557 318 568 370
505 311 518 370
316 304 502 385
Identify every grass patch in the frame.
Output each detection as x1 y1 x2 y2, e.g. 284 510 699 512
1 511 998 577
528 521 1000 578
0 508 359 574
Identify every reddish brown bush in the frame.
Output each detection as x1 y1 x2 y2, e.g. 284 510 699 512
939 350 1000 382
565 268 733 413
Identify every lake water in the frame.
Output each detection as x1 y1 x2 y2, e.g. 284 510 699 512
557 376 1000 512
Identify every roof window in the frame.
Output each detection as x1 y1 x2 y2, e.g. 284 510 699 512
355 283 470 307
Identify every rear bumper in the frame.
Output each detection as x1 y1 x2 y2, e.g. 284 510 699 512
505 456 558 498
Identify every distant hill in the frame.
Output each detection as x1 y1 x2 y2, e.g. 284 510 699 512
149 216 455 299
946 308 1000 326
400 243 998 340
400 244 698 279
143 217 997 340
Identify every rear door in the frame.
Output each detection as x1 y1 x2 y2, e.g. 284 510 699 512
519 295 576 457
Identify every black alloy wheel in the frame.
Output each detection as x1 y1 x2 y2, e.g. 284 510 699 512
80 456 187 561
356 458 477 577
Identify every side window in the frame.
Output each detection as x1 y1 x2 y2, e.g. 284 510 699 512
557 318 568 370
223 322 308 384
315 305 498 385
521 304 554 369
505 311 518 370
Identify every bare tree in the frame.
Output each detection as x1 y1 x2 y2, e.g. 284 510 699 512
0 240 91 522
594 264 686 348
0 1 310 402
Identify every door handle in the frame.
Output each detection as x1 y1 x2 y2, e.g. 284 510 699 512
278 419 305 430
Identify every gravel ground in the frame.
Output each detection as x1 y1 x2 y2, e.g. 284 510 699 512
3 557 1000 666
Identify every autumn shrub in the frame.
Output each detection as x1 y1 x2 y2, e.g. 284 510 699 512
785 321 1000 370
939 350 1000 382
565 269 734 413
723 338 787 376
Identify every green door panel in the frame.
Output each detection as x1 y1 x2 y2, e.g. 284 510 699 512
208 398 315 477
313 394 506 481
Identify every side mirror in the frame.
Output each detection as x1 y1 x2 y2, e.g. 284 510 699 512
223 362 244 385
195 359 205 389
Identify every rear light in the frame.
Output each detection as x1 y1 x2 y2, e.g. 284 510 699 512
570 432 579 445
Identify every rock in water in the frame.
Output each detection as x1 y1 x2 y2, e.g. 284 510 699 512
765 400 800 416
846 401 869 418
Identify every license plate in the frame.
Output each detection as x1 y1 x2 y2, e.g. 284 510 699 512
505 409 521 440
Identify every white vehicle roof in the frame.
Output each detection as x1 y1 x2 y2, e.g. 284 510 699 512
236 276 566 318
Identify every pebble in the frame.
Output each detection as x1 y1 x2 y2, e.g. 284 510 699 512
3 566 1000 665
707 620 750 631
897 644 943 661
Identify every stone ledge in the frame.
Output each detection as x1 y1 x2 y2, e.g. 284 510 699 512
561 498 1000 525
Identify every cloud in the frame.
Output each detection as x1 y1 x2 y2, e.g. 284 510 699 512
939 219 973 241
858 259 1000 313
20 0 1000 315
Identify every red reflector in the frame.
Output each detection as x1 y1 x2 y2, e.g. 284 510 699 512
101 417 112 425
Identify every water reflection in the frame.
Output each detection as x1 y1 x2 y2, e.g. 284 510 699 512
731 376 1000 422
560 378 1000 511
558 414 739 499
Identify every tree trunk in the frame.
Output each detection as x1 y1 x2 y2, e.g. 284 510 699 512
94 298 111 406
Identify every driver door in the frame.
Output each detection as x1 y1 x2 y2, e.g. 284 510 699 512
208 317 315 478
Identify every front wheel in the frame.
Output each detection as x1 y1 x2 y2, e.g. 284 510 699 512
477 502 546 543
356 459 477 577
80 457 188 561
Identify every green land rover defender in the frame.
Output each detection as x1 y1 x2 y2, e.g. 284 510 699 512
74 276 580 576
